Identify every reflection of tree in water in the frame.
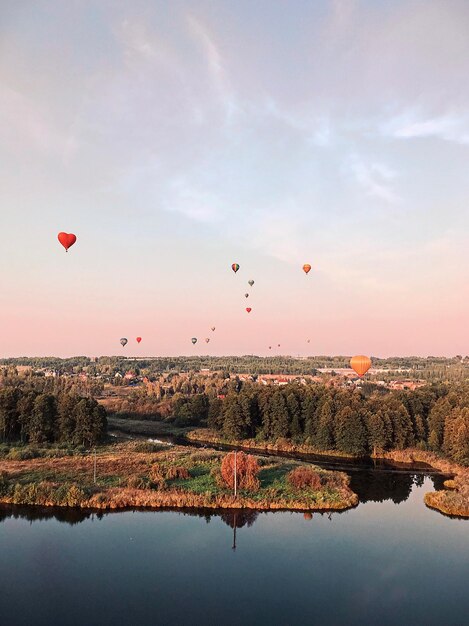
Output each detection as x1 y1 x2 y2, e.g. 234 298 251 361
219 509 259 529
218 509 260 550
0 504 99 526
350 471 415 504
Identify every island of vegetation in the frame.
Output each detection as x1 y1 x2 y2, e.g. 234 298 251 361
0 441 357 512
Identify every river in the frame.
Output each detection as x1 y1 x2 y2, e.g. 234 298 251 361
1 465 468 626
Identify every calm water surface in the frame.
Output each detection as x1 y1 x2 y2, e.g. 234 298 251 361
1 473 468 626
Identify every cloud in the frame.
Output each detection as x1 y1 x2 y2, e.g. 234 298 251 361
347 155 400 204
185 13 238 121
381 111 469 145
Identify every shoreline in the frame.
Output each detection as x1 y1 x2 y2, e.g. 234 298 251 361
0 487 358 513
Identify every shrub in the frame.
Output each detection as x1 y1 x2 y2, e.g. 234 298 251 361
0 472 9 496
7 446 41 461
66 484 86 507
288 466 322 490
165 466 190 480
321 472 346 489
220 452 260 491
149 464 167 488
127 474 149 489
134 441 166 453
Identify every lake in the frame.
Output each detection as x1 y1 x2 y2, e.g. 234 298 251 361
1 471 468 626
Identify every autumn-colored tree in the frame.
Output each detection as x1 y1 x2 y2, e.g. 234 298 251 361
221 452 260 491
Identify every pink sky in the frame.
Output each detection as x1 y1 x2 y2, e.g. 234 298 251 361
1 1 468 357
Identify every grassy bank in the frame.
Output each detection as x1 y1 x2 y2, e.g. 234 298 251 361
107 416 190 438
0 441 358 513
186 428 361 459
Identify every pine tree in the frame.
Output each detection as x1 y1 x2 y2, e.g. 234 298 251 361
315 399 334 450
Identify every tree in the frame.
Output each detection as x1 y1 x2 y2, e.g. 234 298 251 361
29 394 57 444
268 391 289 440
220 452 260 491
334 406 367 455
315 399 334 450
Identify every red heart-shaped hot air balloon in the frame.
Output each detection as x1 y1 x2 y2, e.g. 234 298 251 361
58 232 77 251
136 337 142 343
246 307 252 313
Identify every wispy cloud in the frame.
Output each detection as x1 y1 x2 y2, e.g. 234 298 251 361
185 14 238 121
347 155 400 204
381 111 469 145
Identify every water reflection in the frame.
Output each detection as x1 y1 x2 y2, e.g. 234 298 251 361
349 470 448 504
1 469 449 532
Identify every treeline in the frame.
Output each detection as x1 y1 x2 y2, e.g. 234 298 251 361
205 383 469 465
0 387 107 447
2 355 468 381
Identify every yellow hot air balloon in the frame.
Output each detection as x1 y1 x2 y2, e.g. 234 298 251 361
350 355 371 377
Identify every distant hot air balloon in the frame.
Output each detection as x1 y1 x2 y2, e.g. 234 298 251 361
232 263 240 273
191 338 197 345
205 338 210 344
136 337 142 343
277 344 281 347
244 293 249 298
307 339 310 343
350 355 371 377
120 338 128 347
303 512 313 520
302 263 312 275
248 280 254 287
246 307 252 313
269 346 272 350
211 327 216 332
58 232 77 252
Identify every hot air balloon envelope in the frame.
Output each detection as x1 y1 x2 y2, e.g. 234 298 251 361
248 280 254 287
205 338 210 343
211 327 216 332
246 307 252 313
350 355 371 377
58 232 77 251
136 337 142 343
231 263 240 273
191 338 197 345
244 293 249 298
303 264 312 274
120 338 128 347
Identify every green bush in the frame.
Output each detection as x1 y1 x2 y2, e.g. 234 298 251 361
7 446 41 460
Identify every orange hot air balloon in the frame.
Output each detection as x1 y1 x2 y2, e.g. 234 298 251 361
303 512 313 520
302 263 311 274
136 337 142 343
58 232 77 252
350 355 372 377
246 307 252 313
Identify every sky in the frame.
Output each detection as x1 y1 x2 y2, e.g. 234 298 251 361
0 0 468 358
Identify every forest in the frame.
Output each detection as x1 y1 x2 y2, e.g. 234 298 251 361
0 373 107 447
181 382 469 465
